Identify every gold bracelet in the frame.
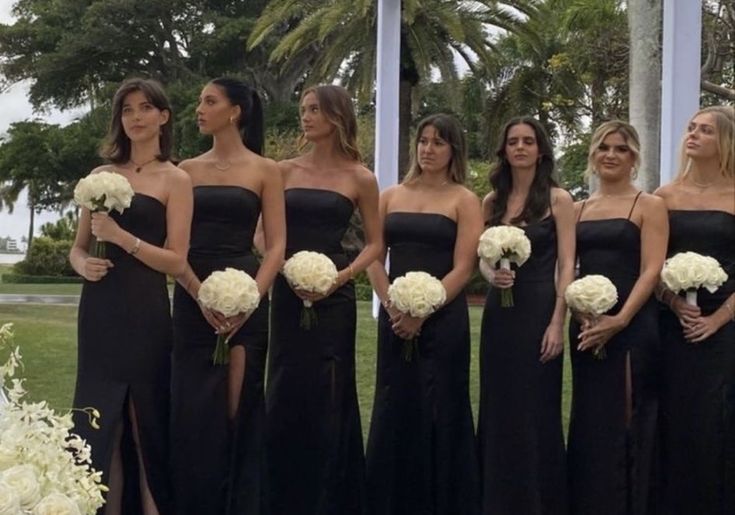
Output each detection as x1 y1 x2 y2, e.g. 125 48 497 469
128 237 141 255
347 263 355 279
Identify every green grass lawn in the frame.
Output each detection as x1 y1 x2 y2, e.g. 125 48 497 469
1 301 572 438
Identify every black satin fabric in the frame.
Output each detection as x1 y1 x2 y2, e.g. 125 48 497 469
477 216 568 515
266 188 366 515
659 210 735 515
171 186 268 514
567 218 659 515
365 212 480 515
73 193 173 514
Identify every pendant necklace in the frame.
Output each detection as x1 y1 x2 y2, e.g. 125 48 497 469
131 157 158 173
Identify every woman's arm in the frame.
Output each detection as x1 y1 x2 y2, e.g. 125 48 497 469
365 188 392 306
541 188 576 362
440 189 483 302
69 207 115 281
253 160 286 297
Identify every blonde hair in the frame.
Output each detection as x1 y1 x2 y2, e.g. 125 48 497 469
298 85 362 162
676 105 734 180
403 114 468 184
584 120 641 179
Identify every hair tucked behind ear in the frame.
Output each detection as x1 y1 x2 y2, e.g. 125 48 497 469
210 77 264 155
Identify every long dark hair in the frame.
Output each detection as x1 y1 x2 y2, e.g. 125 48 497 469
101 78 173 164
404 114 468 184
489 116 558 226
211 77 264 155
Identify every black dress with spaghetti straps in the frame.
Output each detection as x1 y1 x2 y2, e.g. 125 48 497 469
567 193 660 515
477 202 568 515
660 210 735 515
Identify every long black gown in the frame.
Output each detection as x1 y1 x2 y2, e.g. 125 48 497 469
171 185 269 515
660 210 735 515
73 193 173 514
477 214 568 515
567 196 659 515
266 188 366 515
365 212 480 515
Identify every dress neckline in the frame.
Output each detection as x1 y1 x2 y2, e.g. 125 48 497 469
194 184 260 200
285 187 355 206
578 217 641 231
386 211 457 225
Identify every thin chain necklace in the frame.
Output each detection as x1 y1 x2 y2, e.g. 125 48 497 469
689 176 714 189
131 157 158 173
214 160 231 171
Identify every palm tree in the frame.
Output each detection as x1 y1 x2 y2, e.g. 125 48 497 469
248 0 535 173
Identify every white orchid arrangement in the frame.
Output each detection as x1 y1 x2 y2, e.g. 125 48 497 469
0 323 107 515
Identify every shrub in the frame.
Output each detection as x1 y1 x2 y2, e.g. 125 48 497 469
13 237 75 277
2 273 82 284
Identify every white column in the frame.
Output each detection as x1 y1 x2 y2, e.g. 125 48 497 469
375 0 401 191
660 0 701 186
373 0 401 316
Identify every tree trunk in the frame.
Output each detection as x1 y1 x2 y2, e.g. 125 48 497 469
27 204 35 255
628 0 662 192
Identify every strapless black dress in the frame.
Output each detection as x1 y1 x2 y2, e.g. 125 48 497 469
73 193 173 514
266 188 366 515
660 210 735 515
567 218 659 515
477 216 568 515
171 186 269 514
365 212 480 515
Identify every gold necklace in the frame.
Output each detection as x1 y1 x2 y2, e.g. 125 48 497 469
214 159 231 171
131 157 158 173
689 177 714 189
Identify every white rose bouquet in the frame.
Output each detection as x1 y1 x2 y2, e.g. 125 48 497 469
282 251 339 329
564 275 619 359
197 268 261 365
0 323 106 515
73 171 134 258
661 251 728 307
387 271 447 361
477 226 532 307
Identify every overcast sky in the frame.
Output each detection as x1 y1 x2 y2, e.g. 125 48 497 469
0 0 87 245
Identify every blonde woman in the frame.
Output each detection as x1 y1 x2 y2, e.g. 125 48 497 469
655 105 735 515
265 85 382 515
567 121 668 515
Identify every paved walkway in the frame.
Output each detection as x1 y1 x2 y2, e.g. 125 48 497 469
0 294 80 305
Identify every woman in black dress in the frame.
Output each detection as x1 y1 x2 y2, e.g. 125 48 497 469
70 79 193 515
365 114 483 515
567 121 668 515
265 85 381 515
655 105 735 515
171 78 285 514
477 116 575 515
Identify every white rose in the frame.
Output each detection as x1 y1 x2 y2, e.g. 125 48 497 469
283 252 338 294
31 494 81 515
662 252 728 293
0 481 20 515
477 226 532 267
198 268 260 317
1 465 40 510
388 271 446 318
565 275 618 316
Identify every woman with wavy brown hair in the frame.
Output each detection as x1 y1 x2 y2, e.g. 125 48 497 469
265 84 382 515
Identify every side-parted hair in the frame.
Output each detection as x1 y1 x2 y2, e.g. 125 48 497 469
403 114 468 185
211 77 264 155
299 85 362 162
584 120 642 178
489 116 558 226
676 105 734 180
101 78 173 164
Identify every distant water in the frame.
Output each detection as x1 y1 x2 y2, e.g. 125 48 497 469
0 253 24 265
